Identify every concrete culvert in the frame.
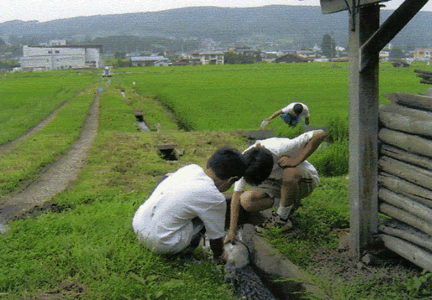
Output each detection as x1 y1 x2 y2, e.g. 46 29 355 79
134 112 150 132
158 143 180 161
223 224 277 300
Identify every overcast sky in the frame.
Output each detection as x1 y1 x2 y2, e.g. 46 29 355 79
2 0 432 23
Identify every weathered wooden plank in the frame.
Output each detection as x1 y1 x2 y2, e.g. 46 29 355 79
379 156 432 191
379 234 432 272
379 219 432 252
379 203 432 236
379 188 432 224
379 173 432 209
379 128 432 158
379 104 432 138
349 4 380 260
380 144 432 172
384 93 432 112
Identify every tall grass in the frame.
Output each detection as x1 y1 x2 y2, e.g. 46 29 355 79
308 116 350 177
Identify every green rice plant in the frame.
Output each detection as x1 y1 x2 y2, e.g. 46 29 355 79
0 89 97 197
0 83 243 299
325 116 349 143
0 71 97 145
117 62 430 132
2 64 431 299
309 140 349 177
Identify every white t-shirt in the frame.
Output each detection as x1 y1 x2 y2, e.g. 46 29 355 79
281 102 310 117
132 164 226 254
234 131 319 192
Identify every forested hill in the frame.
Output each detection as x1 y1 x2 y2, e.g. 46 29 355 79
1 5 431 48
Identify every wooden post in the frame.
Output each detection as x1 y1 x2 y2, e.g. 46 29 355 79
348 4 380 259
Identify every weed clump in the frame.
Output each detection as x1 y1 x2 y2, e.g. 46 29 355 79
310 116 349 177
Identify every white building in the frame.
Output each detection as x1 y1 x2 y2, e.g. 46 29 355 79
130 56 171 67
20 45 103 71
49 40 67 46
199 52 224 65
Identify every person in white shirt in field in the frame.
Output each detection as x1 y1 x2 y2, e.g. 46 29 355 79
261 102 310 129
132 147 248 263
225 129 327 245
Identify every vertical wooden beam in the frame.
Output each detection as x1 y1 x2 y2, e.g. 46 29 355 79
360 0 429 71
349 4 380 259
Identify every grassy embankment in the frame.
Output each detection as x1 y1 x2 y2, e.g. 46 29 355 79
0 71 100 198
1 63 432 299
0 73 243 299
116 62 432 299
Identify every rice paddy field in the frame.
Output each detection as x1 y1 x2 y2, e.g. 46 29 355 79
1 62 432 299
0 70 98 145
116 62 431 132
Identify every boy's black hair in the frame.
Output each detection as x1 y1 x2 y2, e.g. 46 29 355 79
207 147 247 180
293 104 303 116
243 147 273 186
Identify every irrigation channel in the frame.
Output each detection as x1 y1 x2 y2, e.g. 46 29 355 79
0 86 326 299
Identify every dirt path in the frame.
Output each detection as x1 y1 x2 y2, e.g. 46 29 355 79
0 101 69 156
0 94 100 231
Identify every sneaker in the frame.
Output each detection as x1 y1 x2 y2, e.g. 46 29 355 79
256 211 292 233
288 200 303 219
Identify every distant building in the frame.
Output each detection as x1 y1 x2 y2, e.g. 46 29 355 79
275 54 311 63
171 60 191 66
261 52 278 62
379 51 390 62
49 40 67 46
20 44 103 71
296 49 316 59
199 52 224 65
130 56 171 67
413 48 432 61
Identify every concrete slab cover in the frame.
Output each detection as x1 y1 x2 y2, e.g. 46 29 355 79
252 234 329 299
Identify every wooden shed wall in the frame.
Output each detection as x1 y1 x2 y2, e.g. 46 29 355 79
378 93 432 271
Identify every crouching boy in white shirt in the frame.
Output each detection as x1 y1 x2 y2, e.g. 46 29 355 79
132 147 247 263
225 130 327 244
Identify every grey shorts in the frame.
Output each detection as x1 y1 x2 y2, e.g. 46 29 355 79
253 178 315 204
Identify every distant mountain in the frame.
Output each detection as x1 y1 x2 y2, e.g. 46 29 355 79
1 5 431 49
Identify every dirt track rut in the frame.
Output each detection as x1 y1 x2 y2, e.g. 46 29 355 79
0 93 100 230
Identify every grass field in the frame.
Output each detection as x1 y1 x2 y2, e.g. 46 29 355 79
116 62 432 132
1 63 432 299
0 89 96 197
0 70 98 145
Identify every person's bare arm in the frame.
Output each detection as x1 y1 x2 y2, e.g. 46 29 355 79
265 109 283 122
278 130 327 168
224 190 243 244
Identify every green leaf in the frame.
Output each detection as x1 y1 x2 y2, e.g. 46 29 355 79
163 279 185 289
129 272 145 283
155 291 164 298
146 274 159 282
